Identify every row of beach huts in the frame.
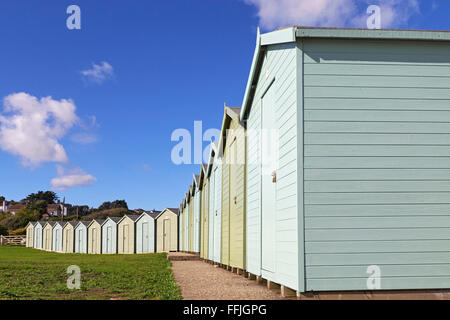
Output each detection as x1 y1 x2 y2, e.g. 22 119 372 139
25 208 179 254
26 26 450 298
176 26 450 298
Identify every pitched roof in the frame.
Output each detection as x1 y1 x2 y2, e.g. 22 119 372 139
77 221 90 227
63 221 78 228
155 207 180 219
118 214 140 223
89 219 105 227
229 107 241 117
53 221 64 227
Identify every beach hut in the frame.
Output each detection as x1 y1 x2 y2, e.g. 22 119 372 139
156 208 180 252
199 165 209 258
33 221 44 249
136 212 157 253
62 221 77 253
220 106 246 270
26 222 35 248
180 200 186 251
101 217 120 254
209 142 222 263
117 215 139 254
240 26 450 295
42 222 55 251
74 221 89 253
87 219 104 254
178 204 183 251
52 222 63 252
192 175 201 253
185 189 191 252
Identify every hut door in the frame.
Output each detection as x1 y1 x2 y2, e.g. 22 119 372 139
123 225 129 253
91 228 96 253
261 83 277 273
142 222 149 252
55 230 59 251
78 229 82 252
65 230 69 252
107 226 112 253
229 138 237 265
163 219 171 251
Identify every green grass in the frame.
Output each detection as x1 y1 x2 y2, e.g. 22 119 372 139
0 247 182 300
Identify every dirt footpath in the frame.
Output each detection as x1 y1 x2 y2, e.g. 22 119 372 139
170 256 286 300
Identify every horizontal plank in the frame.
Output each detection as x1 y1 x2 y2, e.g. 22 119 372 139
305 74 450 89
305 98 450 110
303 38 450 55
304 51 450 66
305 169 450 181
306 240 450 254
307 277 450 291
305 122 450 134
304 157 450 169
304 63 450 77
305 134 450 146
305 145 450 157
305 181 450 193
305 204 450 217
306 228 450 241
306 264 450 279
305 110 450 122
306 252 450 266
305 87 450 100
306 216 450 228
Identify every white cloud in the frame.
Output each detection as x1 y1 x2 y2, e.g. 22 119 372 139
51 165 97 190
243 0 420 30
0 92 78 167
0 92 97 190
81 61 114 84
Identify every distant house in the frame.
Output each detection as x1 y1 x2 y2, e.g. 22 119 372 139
0 201 10 213
47 203 68 217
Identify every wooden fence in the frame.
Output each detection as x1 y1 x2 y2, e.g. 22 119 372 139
0 235 26 246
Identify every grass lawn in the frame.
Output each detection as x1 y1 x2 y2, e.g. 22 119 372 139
0 246 182 300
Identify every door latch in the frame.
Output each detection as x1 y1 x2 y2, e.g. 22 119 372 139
272 170 277 183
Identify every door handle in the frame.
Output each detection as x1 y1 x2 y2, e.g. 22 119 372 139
271 170 277 183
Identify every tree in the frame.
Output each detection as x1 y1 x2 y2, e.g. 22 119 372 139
22 191 58 204
0 196 5 202
98 200 128 211
28 200 48 215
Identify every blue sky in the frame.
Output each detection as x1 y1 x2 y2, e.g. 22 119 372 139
0 0 449 210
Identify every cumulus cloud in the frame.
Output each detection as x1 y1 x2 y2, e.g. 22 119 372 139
51 165 97 190
81 61 114 84
0 92 78 167
243 0 420 30
0 92 97 190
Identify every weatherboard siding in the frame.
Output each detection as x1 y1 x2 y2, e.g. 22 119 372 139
194 189 201 253
303 38 450 291
246 42 300 289
212 159 222 263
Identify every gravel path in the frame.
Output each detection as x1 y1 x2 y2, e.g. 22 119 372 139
170 259 286 300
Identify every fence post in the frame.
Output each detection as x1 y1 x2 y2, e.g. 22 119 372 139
0 235 3 246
